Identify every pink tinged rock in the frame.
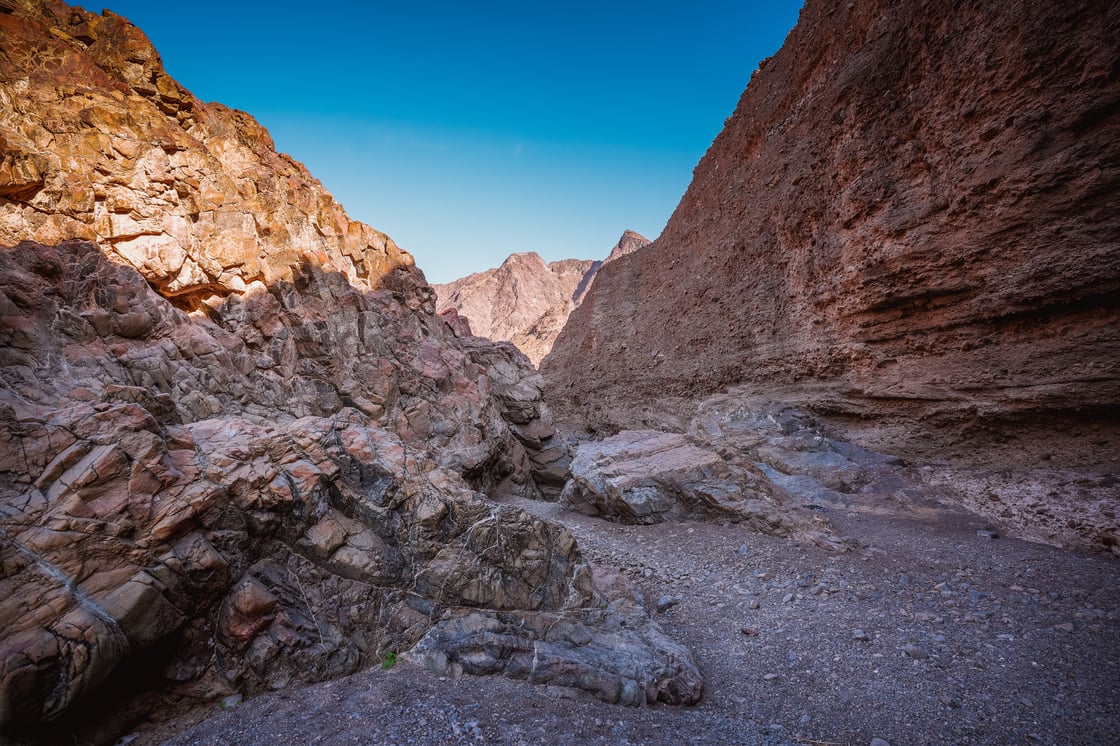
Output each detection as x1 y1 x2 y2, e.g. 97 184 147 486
149 498 197 542
302 514 348 558
111 233 188 284
221 576 279 644
283 459 325 500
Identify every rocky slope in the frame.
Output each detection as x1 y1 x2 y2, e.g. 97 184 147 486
0 3 698 741
434 230 649 365
544 1 1119 498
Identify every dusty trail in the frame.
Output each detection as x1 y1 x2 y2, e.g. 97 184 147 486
146 489 1119 746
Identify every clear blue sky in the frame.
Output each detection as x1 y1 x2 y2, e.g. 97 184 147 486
93 1 804 284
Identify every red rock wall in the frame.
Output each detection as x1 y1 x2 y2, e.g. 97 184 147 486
544 0 1120 454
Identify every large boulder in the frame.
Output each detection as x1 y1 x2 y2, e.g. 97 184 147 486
561 429 838 548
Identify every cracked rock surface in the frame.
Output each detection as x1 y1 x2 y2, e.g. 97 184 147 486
0 239 700 741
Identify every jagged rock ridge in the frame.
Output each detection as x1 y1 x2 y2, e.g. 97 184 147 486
434 230 649 365
0 3 699 738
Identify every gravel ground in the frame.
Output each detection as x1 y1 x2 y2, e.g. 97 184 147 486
134 488 1120 746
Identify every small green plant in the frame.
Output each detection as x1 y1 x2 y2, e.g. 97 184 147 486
381 650 398 669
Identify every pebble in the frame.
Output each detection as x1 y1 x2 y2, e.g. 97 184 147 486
656 595 682 613
1053 622 1074 633
763 673 779 681
853 629 870 641
782 593 795 603
977 529 999 539
220 694 243 709
870 739 892 746
902 644 929 659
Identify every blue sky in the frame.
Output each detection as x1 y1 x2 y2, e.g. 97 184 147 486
95 1 804 284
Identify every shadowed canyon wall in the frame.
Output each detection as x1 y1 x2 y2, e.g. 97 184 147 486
544 0 1120 460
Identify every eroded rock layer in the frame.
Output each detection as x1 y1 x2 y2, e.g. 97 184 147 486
545 0 1120 459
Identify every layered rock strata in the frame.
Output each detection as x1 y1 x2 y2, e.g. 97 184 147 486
434 230 649 365
0 2 700 736
544 0 1120 462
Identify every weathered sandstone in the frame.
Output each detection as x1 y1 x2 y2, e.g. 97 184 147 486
0 0 411 311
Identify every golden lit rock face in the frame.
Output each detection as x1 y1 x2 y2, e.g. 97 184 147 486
0 0 412 309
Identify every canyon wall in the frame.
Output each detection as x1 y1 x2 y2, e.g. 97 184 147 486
435 230 649 365
0 2 698 736
544 0 1120 461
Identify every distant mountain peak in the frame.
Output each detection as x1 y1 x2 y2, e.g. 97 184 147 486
606 229 650 263
433 231 649 365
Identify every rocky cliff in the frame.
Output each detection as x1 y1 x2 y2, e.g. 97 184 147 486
0 3 699 739
544 0 1120 463
0 0 411 312
434 230 649 365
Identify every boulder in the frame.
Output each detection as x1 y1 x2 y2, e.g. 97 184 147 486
561 429 834 544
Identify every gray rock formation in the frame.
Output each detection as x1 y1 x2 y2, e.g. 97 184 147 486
563 431 793 529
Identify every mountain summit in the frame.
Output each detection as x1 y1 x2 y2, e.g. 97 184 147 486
434 230 650 365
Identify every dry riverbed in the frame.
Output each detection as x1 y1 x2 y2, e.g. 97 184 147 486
139 491 1119 746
